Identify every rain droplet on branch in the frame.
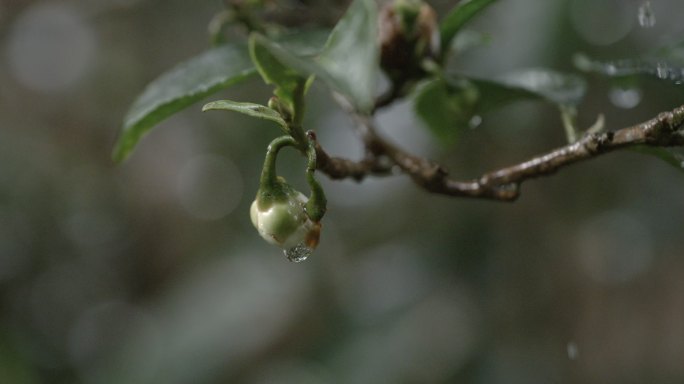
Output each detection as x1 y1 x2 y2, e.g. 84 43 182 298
638 1 656 28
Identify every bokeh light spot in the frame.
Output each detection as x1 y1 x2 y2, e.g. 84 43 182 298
6 3 96 92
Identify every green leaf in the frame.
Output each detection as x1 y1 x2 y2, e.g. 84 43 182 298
465 78 539 113
113 31 330 163
574 53 684 83
202 100 287 131
414 78 479 143
248 0 379 113
113 43 255 163
440 0 498 56
632 146 684 174
487 68 587 106
414 69 586 143
317 0 378 112
249 35 306 112
449 29 492 55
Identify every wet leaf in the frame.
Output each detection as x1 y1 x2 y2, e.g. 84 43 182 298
415 69 586 143
113 43 255 163
113 31 329 163
439 0 498 56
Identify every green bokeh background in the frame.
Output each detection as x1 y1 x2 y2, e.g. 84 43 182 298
1 0 684 383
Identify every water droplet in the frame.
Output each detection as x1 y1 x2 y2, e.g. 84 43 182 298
468 115 482 129
567 342 579 360
283 243 312 263
656 62 670 79
638 1 656 28
609 87 642 109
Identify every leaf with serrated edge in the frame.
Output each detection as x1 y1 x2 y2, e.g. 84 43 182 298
113 30 329 163
113 43 255 163
202 100 287 131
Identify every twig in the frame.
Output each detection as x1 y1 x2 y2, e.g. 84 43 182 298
314 103 684 201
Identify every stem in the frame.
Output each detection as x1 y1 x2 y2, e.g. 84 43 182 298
304 132 327 222
289 78 311 149
314 100 684 201
257 136 297 207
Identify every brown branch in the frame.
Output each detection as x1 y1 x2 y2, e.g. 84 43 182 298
314 103 684 201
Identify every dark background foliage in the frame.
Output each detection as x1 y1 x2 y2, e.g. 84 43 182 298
1 0 684 383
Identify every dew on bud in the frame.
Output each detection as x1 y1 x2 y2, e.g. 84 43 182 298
284 243 312 263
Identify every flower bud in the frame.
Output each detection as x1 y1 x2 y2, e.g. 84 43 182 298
379 0 440 80
250 183 321 249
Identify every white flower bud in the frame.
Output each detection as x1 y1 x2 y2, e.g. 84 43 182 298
250 190 320 249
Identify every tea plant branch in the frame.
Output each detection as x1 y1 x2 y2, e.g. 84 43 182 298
314 100 684 201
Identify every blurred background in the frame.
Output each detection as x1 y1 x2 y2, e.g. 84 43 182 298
2 0 684 383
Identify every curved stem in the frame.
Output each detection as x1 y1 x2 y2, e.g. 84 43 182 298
257 135 298 207
304 132 327 222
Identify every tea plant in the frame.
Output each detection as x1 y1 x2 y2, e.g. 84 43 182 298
114 0 684 259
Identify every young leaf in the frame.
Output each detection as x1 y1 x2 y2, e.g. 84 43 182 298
249 35 306 113
440 0 498 57
248 0 379 113
202 100 288 131
113 43 255 163
317 0 379 112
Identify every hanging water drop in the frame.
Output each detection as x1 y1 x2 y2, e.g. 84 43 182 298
609 87 642 109
637 1 656 28
283 243 312 263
